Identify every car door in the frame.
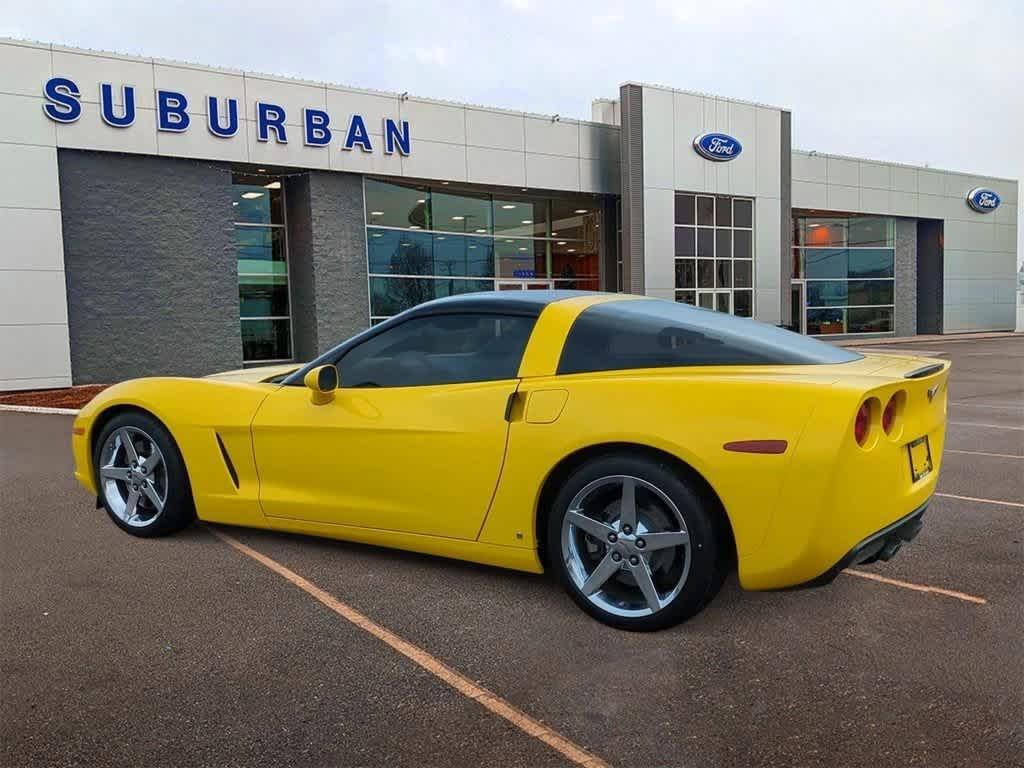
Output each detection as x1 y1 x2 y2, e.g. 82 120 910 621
251 312 535 540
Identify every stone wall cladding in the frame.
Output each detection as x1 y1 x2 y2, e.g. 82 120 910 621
894 218 918 337
58 150 240 383
307 171 368 354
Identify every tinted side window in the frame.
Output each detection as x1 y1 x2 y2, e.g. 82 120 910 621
339 313 535 388
558 299 861 374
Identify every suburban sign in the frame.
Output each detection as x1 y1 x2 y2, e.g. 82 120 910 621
966 187 1001 213
693 132 742 162
41 76 412 155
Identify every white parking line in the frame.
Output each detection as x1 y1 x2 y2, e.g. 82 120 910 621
946 449 1023 460
0 404 80 416
948 420 1024 431
935 492 1024 509
949 401 1024 411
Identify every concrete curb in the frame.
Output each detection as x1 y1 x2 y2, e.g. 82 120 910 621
0 404 80 416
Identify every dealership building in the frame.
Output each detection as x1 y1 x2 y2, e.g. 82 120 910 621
0 38 1019 390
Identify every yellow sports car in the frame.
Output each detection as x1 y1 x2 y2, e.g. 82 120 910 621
72 292 949 630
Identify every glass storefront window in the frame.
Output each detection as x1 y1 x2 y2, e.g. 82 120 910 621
234 173 291 362
675 193 754 317
365 179 429 229
364 179 605 318
794 213 896 335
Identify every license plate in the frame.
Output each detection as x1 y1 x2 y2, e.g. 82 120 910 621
908 436 933 482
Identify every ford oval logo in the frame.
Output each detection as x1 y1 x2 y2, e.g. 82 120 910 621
693 132 742 162
966 187 1001 213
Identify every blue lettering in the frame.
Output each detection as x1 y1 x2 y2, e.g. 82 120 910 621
383 118 410 155
156 90 190 132
303 108 332 146
343 114 373 152
257 102 287 143
99 83 136 128
42 77 82 123
207 97 238 138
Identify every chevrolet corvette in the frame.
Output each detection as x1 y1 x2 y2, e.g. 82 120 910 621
72 292 949 630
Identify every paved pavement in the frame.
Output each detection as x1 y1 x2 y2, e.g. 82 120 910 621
1 338 1021 768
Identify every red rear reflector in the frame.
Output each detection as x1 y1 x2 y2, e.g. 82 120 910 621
723 440 788 454
855 402 871 446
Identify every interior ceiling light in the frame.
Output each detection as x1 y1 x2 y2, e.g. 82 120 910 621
370 211 384 216
231 201 238 206
263 181 281 189
557 241 567 245
568 248 576 253
501 204 516 210
518 247 527 251
241 192 264 199
371 233 382 238
551 232 558 236
521 220 532 224
451 215 465 221
409 225 421 229
416 198 426 204
257 168 267 172
574 209 588 214
505 239 514 243
475 228 487 233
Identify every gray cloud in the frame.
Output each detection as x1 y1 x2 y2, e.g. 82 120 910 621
4 0 1019 262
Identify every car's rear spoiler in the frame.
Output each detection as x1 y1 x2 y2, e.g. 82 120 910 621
903 362 945 379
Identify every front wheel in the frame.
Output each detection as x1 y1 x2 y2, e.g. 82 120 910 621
547 454 726 631
93 411 195 537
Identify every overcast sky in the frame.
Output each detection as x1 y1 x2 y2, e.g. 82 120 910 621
4 0 1021 264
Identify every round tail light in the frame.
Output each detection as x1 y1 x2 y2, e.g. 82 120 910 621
882 395 898 434
854 402 871 446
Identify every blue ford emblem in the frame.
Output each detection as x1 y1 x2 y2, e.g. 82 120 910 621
693 132 742 162
966 187 1001 213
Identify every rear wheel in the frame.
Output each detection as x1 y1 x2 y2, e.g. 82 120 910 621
547 454 725 631
93 412 195 537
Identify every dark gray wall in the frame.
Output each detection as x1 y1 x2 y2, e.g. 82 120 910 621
917 220 944 334
58 150 240 383
284 170 368 358
779 111 793 328
619 84 644 294
894 218 918 337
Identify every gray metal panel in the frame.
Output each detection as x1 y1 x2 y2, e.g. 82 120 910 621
779 110 793 327
619 84 644 294
58 149 241 383
894 219 918 337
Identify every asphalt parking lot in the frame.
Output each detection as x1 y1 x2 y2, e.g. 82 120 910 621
2 337 1022 768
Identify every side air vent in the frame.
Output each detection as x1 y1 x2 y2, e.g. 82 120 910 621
215 433 240 489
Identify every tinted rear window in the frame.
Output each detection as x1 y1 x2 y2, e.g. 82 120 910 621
558 299 862 374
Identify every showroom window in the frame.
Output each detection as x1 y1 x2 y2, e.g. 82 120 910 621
233 174 292 362
364 179 603 320
673 193 754 317
792 215 895 335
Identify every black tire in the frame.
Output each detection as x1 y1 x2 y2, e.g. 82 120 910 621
546 453 726 631
92 411 195 537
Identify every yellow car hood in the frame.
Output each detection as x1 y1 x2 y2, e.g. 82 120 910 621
204 363 302 384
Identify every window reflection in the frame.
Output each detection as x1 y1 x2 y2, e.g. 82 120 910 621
364 179 605 318
795 213 895 335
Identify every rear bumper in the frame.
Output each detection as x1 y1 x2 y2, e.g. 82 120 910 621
794 502 927 589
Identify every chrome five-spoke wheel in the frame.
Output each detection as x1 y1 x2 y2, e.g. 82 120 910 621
98 426 168 528
561 475 692 619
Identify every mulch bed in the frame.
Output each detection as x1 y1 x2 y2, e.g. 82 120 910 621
0 385 109 410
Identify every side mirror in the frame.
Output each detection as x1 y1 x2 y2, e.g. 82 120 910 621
303 364 338 405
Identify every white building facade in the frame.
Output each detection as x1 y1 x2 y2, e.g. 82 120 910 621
0 39 1018 390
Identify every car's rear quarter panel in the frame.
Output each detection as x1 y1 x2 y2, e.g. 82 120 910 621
479 367 837 562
